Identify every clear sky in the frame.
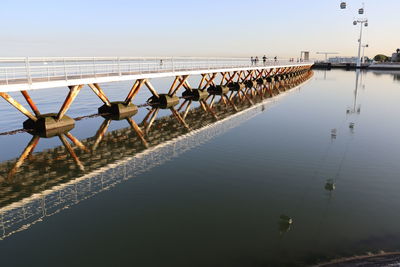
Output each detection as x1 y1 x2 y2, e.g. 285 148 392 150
0 0 399 59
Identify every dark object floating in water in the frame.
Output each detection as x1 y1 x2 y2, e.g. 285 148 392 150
279 214 293 234
331 128 337 139
325 181 336 191
280 214 293 224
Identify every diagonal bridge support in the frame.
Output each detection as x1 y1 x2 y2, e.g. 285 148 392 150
0 85 83 134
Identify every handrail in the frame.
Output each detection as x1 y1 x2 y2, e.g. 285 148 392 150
0 57 313 90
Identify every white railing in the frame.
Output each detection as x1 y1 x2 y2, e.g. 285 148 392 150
0 57 312 86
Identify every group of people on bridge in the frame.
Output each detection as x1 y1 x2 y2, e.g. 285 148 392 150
250 55 278 66
251 56 306 66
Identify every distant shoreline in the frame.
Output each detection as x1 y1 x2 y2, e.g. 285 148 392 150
313 62 400 70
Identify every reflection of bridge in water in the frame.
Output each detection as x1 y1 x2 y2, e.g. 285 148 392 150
0 69 312 240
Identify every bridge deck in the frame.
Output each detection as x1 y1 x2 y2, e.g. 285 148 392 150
0 57 312 92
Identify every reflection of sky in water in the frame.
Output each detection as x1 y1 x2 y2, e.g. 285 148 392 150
0 70 400 266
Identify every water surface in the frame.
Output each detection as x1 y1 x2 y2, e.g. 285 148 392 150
0 69 400 266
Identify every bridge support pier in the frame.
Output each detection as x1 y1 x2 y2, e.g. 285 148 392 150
90 81 144 119
0 85 83 134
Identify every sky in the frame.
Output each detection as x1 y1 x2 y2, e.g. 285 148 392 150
0 0 399 60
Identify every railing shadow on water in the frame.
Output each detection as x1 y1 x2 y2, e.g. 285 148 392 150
0 70 313 240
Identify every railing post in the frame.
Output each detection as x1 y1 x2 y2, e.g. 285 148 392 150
63 58 68 81
118 57 121 76
93 57 96 77
5 68 8 85
25 57 32 85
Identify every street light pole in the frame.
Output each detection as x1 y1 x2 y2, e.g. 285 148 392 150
354 19 368 68
357 22 363 67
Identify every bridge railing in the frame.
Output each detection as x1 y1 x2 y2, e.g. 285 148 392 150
0 57 311 86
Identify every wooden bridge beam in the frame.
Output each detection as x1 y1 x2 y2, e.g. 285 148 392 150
21 90 40 116
56 85 83 121
202 73 217 89
125 79 146 104
198 74 207 89
0 92 38 122
144 80 160 98
225 71 238 84
88 83 111 107
169 75 188 96
237 71 244 82
255 69 265 80
243 70 254 81
169 76 180 94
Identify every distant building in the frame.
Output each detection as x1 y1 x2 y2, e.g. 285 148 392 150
328 57 358 63
391 48 400 62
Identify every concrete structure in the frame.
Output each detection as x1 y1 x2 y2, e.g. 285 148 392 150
391 49 400 62
328 57 358 63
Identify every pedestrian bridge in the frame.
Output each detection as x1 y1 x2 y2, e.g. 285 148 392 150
0 57 313 134
0 57 312 92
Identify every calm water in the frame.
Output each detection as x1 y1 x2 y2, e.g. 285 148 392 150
0 69 400 266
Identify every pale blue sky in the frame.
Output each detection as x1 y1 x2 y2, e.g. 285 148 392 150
0 0 399 59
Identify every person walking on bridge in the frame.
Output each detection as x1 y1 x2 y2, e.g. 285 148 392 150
263 55 267 65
